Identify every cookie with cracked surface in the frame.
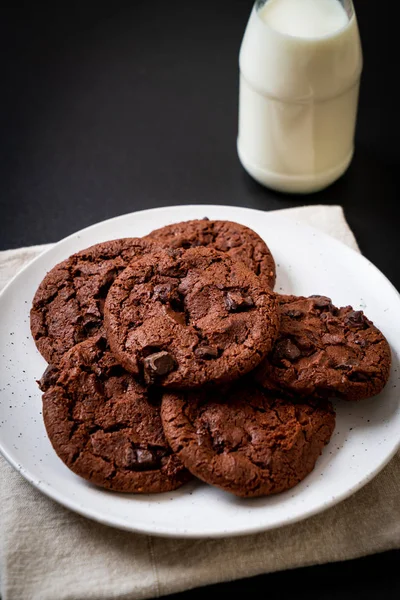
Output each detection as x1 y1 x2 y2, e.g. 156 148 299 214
161 384 335 497
104 247 280 388
40 335 190 493
254 295 391 401
30 238 153 365
144 219 276 288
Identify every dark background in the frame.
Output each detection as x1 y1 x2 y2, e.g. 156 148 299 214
2 0 399 597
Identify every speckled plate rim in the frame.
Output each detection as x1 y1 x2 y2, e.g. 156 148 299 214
0 204 399 538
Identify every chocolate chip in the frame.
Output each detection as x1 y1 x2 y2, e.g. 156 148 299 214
354 338 367 348
275 339 302 361
336 358 359 370
344 310 366 328
123 447 161 470
122 446 137 468
320 312 337 324
135 448 158 470
310 295 332 309
195 345 219 359
285 309 303 318
38 364 59 391
225 291 254 312
348 371 369 382
202 216 210 221
154 283 176 304
143 351 176 382
321 333 343 345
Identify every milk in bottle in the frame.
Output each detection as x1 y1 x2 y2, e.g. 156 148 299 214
238 0 363 193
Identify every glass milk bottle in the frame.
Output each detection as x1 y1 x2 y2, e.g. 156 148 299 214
237 0 363 194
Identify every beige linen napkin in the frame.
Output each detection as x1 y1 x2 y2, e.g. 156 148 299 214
0 205 399 600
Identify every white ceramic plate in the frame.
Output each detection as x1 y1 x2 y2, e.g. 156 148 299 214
1 205 400 538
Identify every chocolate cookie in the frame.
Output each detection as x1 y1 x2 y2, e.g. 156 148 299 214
40 335 190 493
104 247 279 388
144 219 276 288
255 295 391 401
161 384 335 498
31 238 153 365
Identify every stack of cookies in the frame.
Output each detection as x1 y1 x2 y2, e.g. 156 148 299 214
31 219 391 498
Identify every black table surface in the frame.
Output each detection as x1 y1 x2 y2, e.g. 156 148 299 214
2 1 400 598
